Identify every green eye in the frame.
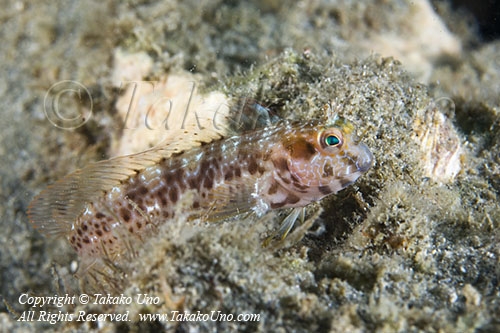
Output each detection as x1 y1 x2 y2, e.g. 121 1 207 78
325 135 340 146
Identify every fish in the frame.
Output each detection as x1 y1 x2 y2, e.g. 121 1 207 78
28 112 373 269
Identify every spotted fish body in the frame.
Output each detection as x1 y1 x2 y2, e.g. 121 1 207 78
28 117 373 265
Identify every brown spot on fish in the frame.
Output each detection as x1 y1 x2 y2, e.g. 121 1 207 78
323 164 334 178
234 167 241 178
211 158 220 172
157 190 167 206
279 173 291 184
120 208 131 223
136 200 145 212
200 159 210 174
318 185 331 195
270 201 286 209
126 190 137 201
247 158 258 175
186 177 196 189
268 182 279 195
286 194 300 205
169 187 178 203
224 169 233 181
162 172 172 186
292 182 309 191
137 185 148 195
175 169 186 190
287 138 316 160
203 169 214 189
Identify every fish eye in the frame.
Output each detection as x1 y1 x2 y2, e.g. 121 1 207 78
325 135 340 146
319 129 343 149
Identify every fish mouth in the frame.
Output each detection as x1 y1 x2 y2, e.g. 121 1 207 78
355 143 374 173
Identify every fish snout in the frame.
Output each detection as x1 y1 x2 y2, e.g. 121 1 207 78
355 143 374 173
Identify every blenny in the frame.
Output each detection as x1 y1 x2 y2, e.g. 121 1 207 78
28 113 373 268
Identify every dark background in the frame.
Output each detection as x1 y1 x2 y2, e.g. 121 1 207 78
451 0 500 40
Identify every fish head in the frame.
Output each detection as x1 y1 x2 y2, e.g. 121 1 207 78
276 118 374 200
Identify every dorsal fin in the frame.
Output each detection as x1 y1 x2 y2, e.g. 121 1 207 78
227 98 279 134
27 129 224 238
